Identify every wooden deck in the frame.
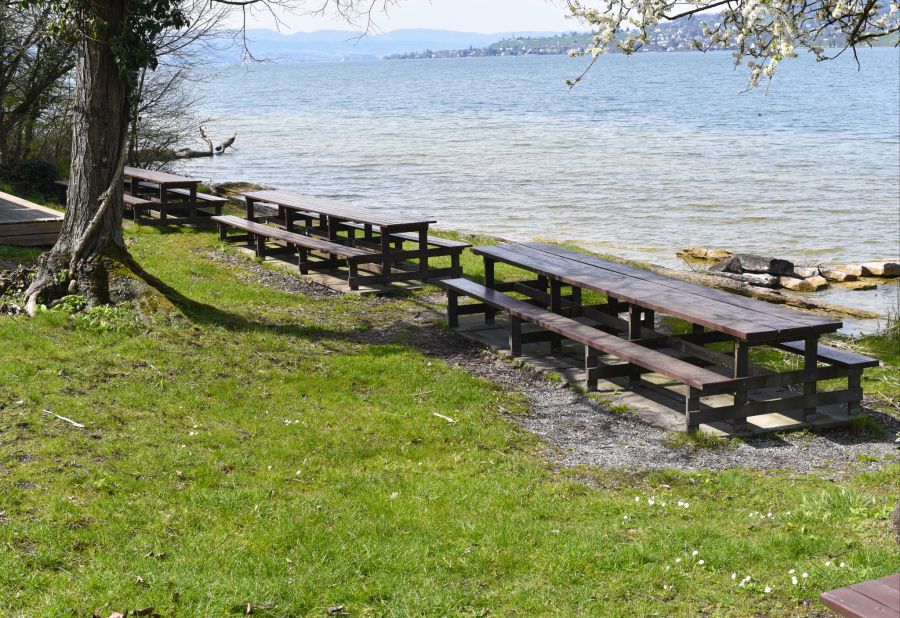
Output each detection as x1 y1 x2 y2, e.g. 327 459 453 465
0 191 63 246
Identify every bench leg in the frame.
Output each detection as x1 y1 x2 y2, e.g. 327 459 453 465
509 316 522 357
733 340 750 431
348 263 359 291
685 386 701 433
483 258 496 325
255 235 266 258
298 249 309 274
218 222 228 241
642 309 655 329
802 335 818 421
847 370 862 416
447 290 459 329
585 346 599 391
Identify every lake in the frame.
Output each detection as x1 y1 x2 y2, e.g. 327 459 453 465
184 50 900 326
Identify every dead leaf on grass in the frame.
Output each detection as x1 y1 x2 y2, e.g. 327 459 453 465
327 605 348 616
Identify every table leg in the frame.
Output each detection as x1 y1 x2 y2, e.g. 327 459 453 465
550 280 562 353
283 206 293 232
327 216 339 242
159 185 167 222
189 184 197 219
733 340 750 431
803 335 818 421
246 197 256 222
642 309 655 329
418 228 429 273
628 305 642 340
483 258 496 324
381 231 392 283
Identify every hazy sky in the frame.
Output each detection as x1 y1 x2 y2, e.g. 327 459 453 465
230 0 579 33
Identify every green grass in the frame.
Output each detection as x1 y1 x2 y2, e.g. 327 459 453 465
0 225 898 616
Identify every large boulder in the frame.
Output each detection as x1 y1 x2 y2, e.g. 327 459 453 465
735 254 795 276
820 265 862 282
779 275 829 292
838 281 878 291
793 266 819 279
678 247 733 261
713 271 779 288
708 256 742 274
861 261 900 278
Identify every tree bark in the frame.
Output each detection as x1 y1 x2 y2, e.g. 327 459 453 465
25 0 130 312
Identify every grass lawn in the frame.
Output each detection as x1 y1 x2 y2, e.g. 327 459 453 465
0 222 897 617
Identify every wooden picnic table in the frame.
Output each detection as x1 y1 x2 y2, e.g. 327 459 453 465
124 166 200 221
821 573 900 618
241 190 442 282
466 241 871 430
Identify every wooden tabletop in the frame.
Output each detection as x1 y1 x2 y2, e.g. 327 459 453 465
821 573 900 618
242 190 436 230
473 242 842 343
124 166 199 186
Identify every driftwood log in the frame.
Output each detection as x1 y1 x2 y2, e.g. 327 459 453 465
172 127 236 159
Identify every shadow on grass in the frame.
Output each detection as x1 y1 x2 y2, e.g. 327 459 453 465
127 256 374 346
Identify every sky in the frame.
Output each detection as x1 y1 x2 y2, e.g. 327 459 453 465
229 0 579 34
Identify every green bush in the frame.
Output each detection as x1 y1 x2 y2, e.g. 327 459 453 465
8 158 60 195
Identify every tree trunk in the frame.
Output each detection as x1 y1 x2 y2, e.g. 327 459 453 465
25 0 130 312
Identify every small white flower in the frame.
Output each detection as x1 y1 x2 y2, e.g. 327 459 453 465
661 502 667 507
623 515 629 520
802 573 808 578
825 561 832 566
635 496 641 502
840 562 846 568
731 573 737 580
648 499 655 506
791 576 798 585
789 569 795 574
764 586 771 593
767 512 773 518
698 560 705 565
692 550 699 556
683 502 690 508
663 584 669 590
675 558 682 563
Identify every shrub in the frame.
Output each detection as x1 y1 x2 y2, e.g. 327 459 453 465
10 158 60 195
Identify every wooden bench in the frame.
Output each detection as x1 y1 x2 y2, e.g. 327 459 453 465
212 215 378 290
821 573 900 618
55 180 152 220
443 278 733 428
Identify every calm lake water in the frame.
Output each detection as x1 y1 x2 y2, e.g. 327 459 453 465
185 50 900 326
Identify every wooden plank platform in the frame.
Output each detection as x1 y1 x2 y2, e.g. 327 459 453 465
821 573 900 618
0 191 63 246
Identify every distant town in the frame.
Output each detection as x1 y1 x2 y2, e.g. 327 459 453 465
386 22 855 59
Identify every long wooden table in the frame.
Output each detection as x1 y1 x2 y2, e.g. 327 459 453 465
124 167 200 221
471 242 872 430
242 190 450 284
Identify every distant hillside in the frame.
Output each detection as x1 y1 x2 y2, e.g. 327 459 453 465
211 29 568 63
